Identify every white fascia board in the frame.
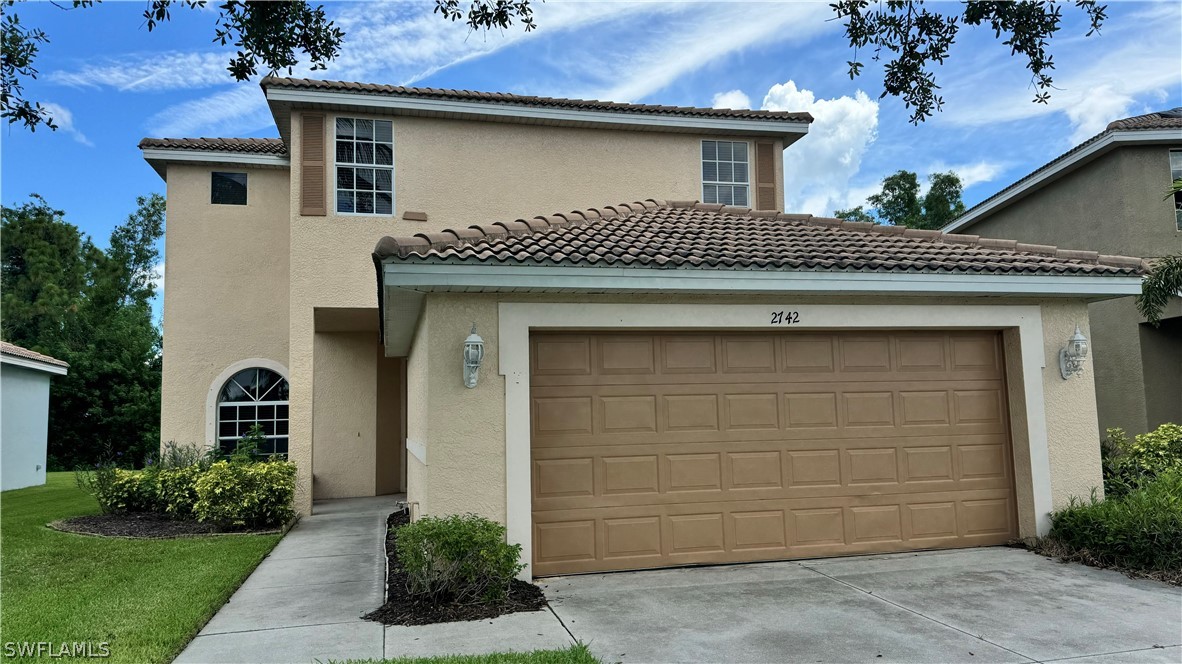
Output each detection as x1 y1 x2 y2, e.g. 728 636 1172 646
382 262 1143 297
266 88 810 138
140 149 290 169
944 129 1182 233
0 354 68 375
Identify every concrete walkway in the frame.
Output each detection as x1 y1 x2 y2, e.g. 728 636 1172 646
174 496 571 663
543 547 1182 664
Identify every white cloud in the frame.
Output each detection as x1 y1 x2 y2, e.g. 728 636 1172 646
712 90 751 110
146 86 272 137
926 160 1006 189
48 52 230 91
761 81 879 216
40 102 93 146
938 2 1182 144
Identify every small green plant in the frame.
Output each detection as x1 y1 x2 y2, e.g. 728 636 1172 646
193 459 297 529
154 441 216 471
1046 469 1182 577
89 469 161 513
229 424 267 462
395 514 524 606
1103 424 1182 497
74 462 120 514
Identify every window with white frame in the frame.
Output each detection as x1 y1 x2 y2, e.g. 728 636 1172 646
701 140 749 206
335 118 394 215
217 368 289 455
1171 150 1182 230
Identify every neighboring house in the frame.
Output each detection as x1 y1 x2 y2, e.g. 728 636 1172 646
0 341 68 491
144 77 1145 579
942 109 1182 438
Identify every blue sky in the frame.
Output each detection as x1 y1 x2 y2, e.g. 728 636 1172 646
3 0 1180 305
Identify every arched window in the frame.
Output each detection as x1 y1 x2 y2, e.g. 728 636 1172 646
217 367 289 455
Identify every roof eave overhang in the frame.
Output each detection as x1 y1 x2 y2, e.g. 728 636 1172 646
943 128 1182 234
266 87 811 147
140 148 291 180
1 354 68 375
377 261 1142 356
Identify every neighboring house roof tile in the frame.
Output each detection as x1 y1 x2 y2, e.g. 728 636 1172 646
947 108 1182 230
374 200 1147 277
137 137 288 156
0 341 69 368
1105 108 1182 131
261 77 814 123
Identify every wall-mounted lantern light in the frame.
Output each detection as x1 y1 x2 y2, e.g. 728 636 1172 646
463 323 485 389
1059 325 1089 379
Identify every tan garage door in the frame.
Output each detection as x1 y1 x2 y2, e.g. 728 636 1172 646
530 330 1018 576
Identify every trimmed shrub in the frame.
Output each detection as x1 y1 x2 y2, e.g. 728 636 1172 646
193 459 297 529
91 469 160 514
1103 424 1182 497
395 514 524 605
1048 469 1182 574
157 465 204 519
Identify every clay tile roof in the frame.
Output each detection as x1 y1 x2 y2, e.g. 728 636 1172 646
373 200 1147 277
261 77 813 123
1105 107 1182 131
138 137 288 156
0 341 68 368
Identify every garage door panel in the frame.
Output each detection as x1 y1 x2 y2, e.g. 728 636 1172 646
531 382 1008 446
531 331 1017 575
531 488 1016 576
531 434 1014 512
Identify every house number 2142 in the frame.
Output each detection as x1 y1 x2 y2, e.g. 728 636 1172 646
770 311 801 325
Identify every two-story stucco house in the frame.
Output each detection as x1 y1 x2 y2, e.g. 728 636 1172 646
144 77 1146 578
942 109 1182 438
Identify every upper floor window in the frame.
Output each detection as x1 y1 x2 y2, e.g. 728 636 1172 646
1170 150 1182 230
211 172 247 205
335 118 393 215
702 140 749 207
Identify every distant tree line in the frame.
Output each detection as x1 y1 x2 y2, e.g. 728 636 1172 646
835 169 967 230
2 194 164 469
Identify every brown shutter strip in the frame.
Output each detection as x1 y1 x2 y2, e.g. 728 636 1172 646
755 141 776 211
301 113 327 216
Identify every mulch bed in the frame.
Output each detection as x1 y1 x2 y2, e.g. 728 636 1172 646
50 513 277 539
1014 537 1182 586
363 510 549 626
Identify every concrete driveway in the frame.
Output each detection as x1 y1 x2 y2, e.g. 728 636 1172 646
541 547 1182 664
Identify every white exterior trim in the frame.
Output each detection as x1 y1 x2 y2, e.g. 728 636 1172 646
141 148 290 169
385 262 1142 297
0 354 67 376
497 302 1055 579
943 129 1182 233
203 358 290 450
266 88 810 139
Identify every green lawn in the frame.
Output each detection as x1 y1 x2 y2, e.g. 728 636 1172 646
335 643 599 664
0 472 280 664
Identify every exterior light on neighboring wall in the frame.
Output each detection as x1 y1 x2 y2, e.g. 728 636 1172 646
463 323 485 389
1059 325 1089 379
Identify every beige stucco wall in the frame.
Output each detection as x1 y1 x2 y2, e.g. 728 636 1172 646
311 331 378 499
159 164 290 450
402 292 1106 537
405 306 431 514
286 110 788 513
960 145 1182 438
1038 300 1104 507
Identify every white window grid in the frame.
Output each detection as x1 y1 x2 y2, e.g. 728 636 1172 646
335 117 394 216
217 370 289 456
702 140 750 207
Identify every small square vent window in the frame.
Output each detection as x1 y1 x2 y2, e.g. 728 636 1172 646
211 172 248 205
